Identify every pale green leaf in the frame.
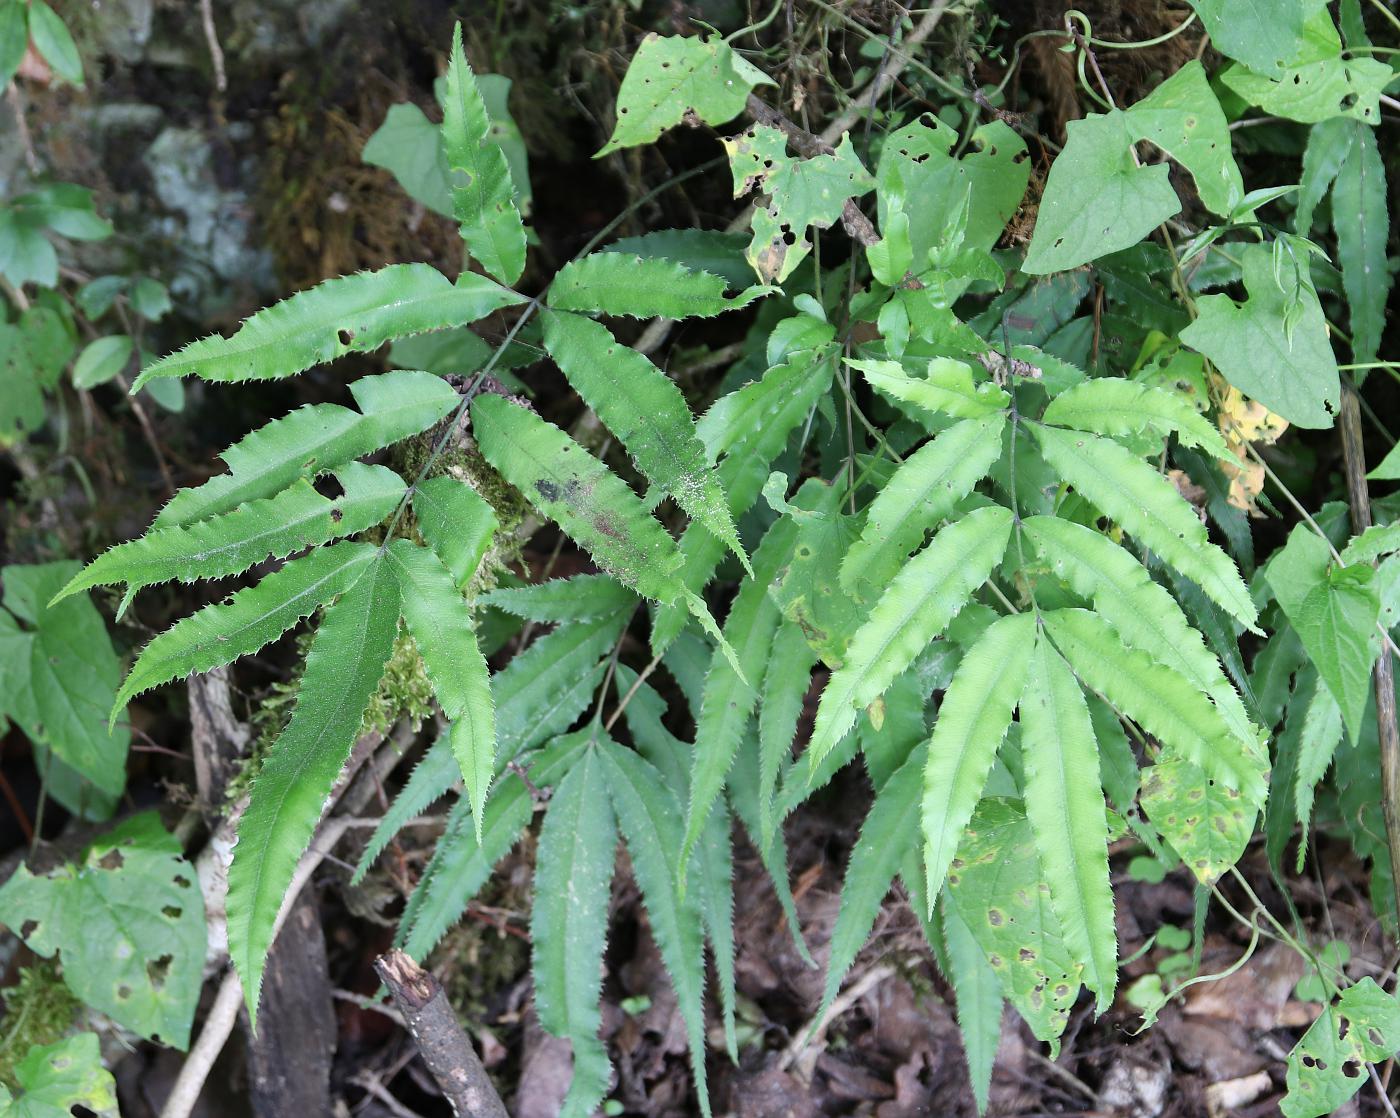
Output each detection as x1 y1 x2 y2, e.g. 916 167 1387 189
227 556 399 1023
1283 978 1400 1118
548 252 768 319
530 746 617 1118
444 24 526 284
58 462 404 604
134 266 523 387
480 573 637 622
1142 756 1257 885
1221 30 1391 125
922 612 1036 904
1033 423 1257 628
598 33 771 156
1019 634 1117 1011
940 899 1003 1114
945 800 1084 1046
362 103 453 217
71 334 132 389
411 475 498 589
1292 564 1379 745
1293 681 1344 857
757 622 817 850
0 2 27 90
839 415 1006 591
113 541 378 717
847 357 1009 423
541 311 747 570
0 815 205 1047
151 371 456 532
28 0 83 86
1041 379 1234 463
1180 244 1340 429
1332 121 1390 362
808 505 1013 770
1341 523 1400 565
1186 0 1322 77
0 1034 117 1118
387 539 495 834
1296 118 1353 234
1042 608 1268 804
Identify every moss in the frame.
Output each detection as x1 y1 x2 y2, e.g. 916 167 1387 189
0 962 83 1087
360 628 436 737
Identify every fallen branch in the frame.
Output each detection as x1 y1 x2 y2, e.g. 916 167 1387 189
373 949 510 1118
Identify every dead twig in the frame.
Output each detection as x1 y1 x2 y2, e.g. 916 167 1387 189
373 949 510 1118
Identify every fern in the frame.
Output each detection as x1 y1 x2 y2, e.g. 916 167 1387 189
540 310 748 571
1040 378 1235 463
1019 633 1117 1011
1032 423 1258 630
807 504 1012 769
54 463 404 604
133 266 523 388
443 23 526 285
547 252 768 319
847 356 1010 423
410 475 498 588
227 556 400 1022
385 540 495 837
480 573 637 622
756 621 817 849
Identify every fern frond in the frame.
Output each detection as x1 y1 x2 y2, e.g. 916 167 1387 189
113 541 378 718
444 23 526 284
1141 756 1256 886
480 573 637 622
386 540 495 837
133 266 523 388
57 463 403 604
807 505 1013 770
530 745 617 1118
757 622 817 850
1041 379 1235 463
1019 634 1117 1011
1293 680 1344 858
922 612 1036 904
819 741 924 1022
548 252 769 319
1024 515 1258 747
227 555 400 1023
410 476 498 588
155 371 458 530
847 357 1009 423
1033 424 1257 630
940 899 1004 1115
694 798 738 1060
945 800 1083 1048
472 393 690 602
681 518 795 871
354 613 624 879
541 311 748 572
839 415 1006 591
1042 608 1268 804
653 344 834 651
599 741 711 1116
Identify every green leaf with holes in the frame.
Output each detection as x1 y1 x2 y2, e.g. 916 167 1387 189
0 1034 118 1118
1282 978 1400 1118
0 813 206 1048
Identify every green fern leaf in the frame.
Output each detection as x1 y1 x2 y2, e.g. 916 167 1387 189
56 463 403 604
1033 423 1257 630
847 357 1010 423
411 475 498 588
354 613 624 880
945 799 1083 1048
548 252 768 319
1019 634 1117 1011
599 741 711 1116
1293 680 1344 859
1040 379 1235 463
757 622 817 850
1023 515 1257 747
922 612 1036 904
681 518 796 870
133 266 523 388
472 393 690 602
530 745 617 1118
1141 756 1256 886
694 797 739 1060
444 23 526 284
839 414 1006 591
653 343 834 651
940 898 1003 1114
399 732 586 958
227 554 399 1023
481 573 638 622
386 540 495 837
819 741 925 1021
113 541 378 717
154 371 458 531
1042 608 1268 804
808 505 1013 771
541 311 748 572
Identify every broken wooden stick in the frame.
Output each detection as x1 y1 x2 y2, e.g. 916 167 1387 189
373 949 509 1118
